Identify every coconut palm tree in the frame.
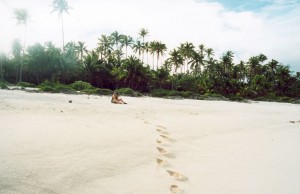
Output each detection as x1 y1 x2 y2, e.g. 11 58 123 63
120 35 133 59
168 49 184 74
149 41 157 70
76 41 88 61
0 53 6 81
132 40 144 61
138 28 149 62
139 28 149 45
144 42 150 65
11 39 22 83
14 8 28 82
178 42 194 73
97 35 113 60
81 50 99 83
26 43 48 84
51 0 72 52
155 41 167 70
110 31 122 51
189 51 205 75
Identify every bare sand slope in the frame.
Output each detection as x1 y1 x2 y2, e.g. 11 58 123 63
0 89 299 194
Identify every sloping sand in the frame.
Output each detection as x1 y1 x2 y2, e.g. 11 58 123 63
0 89 300 194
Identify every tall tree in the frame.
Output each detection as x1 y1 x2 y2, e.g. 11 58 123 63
132 40 144 61
120 35 133 58
168 49 184 74
138 28 149 62
179 42 194 73
97 34 113 60
11 39 22 83
155 41 167 69
51 0 72 52
76 41 88 61
0 53 5 80
138 28 149 45
110 31 122 51
14 8 28 82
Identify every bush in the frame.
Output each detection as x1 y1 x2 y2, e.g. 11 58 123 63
97 88 113 95
70 81 93 91
199 93 227 101
116 88 142 97
150 89 179 97
17 82 36 88
180 91 195 98
278 96 294 103
228 95 247 102
0 82 8 89
38 80 75 93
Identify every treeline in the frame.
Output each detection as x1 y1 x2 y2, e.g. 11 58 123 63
0 30 299 102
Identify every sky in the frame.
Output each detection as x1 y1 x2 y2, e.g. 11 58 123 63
0 0 299 72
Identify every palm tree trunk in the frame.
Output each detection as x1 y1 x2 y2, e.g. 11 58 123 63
0 57 3 80
19 23 27 82
157 54 159 70
61 15 65 52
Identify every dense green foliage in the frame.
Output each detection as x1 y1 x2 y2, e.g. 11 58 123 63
1 29 299 103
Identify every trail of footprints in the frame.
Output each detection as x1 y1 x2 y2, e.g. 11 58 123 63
155 125 188 194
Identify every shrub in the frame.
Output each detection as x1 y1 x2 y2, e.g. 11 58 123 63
278 96 294 103
116 88 142 97
17 82 36 88
201 93 227 101
97 88 112 95
0 82 8 89
70 81 93 91
180 91 195 98
228 95 247 102
150 89 176 97
38 80 74 93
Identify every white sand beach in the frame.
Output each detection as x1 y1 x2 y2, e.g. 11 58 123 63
0 89 300 194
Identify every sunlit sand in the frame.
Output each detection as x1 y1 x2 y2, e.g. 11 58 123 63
1 89 300 194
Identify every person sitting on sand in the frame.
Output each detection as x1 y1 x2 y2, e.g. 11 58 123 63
111 91 127 104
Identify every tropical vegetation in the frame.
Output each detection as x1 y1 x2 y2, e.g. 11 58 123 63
1 1 299 103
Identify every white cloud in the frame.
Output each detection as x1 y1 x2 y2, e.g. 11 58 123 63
0 0 299 72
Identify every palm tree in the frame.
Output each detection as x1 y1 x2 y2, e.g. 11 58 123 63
144 42 150 65
110 31 122 51
76 41 88 61
81 50 99 83
155 41 167 69
26 43 48 84
189 51 205 75
149 41 157 70
132 40 144 61
97 35 113 60
51 0 72 52
122 56 150 91
14 8 28 82
0 53 6 80
178 42 194 73
138 28 149 62
11 39 22 83
120 35 133 58
168 49 184 74
139 28 149 45
221 51 234 75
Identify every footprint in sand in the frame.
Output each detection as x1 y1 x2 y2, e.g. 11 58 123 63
156 125 167 129
156 158 168 166
157 147 168 155
170 185 181 194
160 135 176 142
166 170 187 181
156 128 169 135
156 139 162 144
